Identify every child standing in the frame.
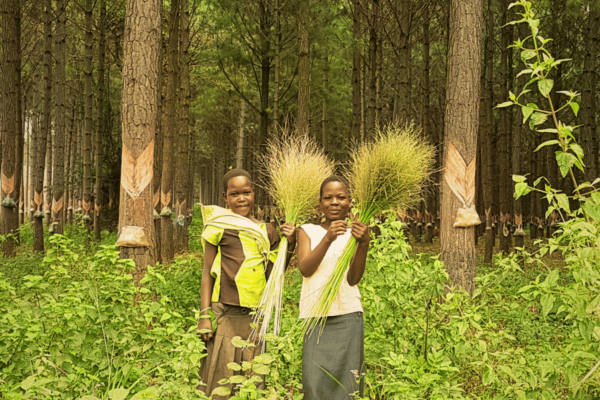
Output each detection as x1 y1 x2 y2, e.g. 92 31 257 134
297 176 370 400
198 169 296 398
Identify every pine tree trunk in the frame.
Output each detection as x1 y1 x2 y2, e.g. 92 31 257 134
94 0 107 241
153 27 165 262
366 0 378 137
44 123 52 226
422 3 434 243
160 0 179 263
0 0 21 256
351 0 362 140
65 105 73 225
498 0 512 255
82 0 93 229
273 0 281 136
256 0 271 205
50 0 67 235
322 44 329 151
393 0 410 123
68 102 78 225
237 101 246 169
174 0 190 254
483 0 495 263
118 0 161 277
297 0 310 135
34 0 52 252
14 9 23 238
581 9 599 182
441 0 482 294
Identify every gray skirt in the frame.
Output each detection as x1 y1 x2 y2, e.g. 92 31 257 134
198 302 263 399
302 312 365 400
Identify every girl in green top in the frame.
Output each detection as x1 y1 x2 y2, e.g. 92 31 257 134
198 169 296 398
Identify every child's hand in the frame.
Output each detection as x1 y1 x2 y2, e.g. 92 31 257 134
197 317 213 342
324 220 348 244
281 222 296 244
351 214 370 245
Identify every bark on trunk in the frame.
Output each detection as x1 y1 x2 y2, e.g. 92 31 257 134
160 0 180 263
82 0 93 229
322 44 329 151
174 0 190 254
237 100 246 169
483 0 495 263
351 0 362 140
94 0 107 241
393 0 410 123
118 0 161 278
0 0 21 256
581 9 599 182
441 0 482 294
296 0 310 135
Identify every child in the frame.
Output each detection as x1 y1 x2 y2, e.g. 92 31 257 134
297 176 370 400
198 169 296 398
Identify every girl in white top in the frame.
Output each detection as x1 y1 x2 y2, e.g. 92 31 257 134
297 176 370 400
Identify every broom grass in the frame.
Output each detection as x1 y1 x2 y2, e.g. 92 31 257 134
301 122 436 337
252 133 335 343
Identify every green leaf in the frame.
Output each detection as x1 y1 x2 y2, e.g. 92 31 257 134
534 140 559 152
20 376 36 391
212 387 232 397
555 151 577 178
570 143 584 159
541 294 555 317
521 106 534 123
159 313 171 323
512 175 527 183
555 194 570 212
496 101 514 108
538 79 554 97
130 388 159 400
227 362 242 371
582 194 600 221
483 364 496 386
107 388 130 400
516 69 532 78
533 177 544 187
229 375 247 384
521 50 537 61
231 336 254 349
529 112 548 129
544 269 560 287
514 182 532 199
569 102 580 117
252 363 270 375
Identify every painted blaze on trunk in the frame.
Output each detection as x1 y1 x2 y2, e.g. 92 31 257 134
440 0 483 295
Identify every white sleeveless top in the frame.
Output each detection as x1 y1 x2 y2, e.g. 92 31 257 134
299 224 363 319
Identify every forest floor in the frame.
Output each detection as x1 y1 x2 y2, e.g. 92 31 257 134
0 211 594 400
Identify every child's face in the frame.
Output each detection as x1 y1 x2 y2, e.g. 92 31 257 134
224 176 255 218
319 181 351 221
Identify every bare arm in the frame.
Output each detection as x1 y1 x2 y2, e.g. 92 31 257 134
347 221 371 286
297 221 348 278
198 242 217 342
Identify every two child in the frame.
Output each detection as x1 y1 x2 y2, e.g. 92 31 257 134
198 170 369 400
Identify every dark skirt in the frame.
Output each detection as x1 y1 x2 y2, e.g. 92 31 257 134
302 312 365 400
198 302 263 399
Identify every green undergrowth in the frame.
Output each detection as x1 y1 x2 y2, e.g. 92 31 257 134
1 210 600 399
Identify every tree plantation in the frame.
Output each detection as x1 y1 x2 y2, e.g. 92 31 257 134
2 0 600 399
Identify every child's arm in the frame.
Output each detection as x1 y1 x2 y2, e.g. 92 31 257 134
280 222 297 269
198 242 217 342
347 221 370 286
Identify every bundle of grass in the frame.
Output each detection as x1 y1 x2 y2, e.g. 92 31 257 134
303 122 436 336
253 133 335 342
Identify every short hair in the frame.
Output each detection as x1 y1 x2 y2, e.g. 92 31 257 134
319 175 350 198
223 169 252 192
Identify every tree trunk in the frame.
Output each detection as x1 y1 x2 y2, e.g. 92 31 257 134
581 9 599 183
44 120 52 226
82 0 93 229
93 0 107 241
297 0 310 135
160 0 179 263
237 101 246 169
13 8 23 238
273 0 281 136
498 0 512 255
351 0 362 140
394 0 410 123
68 102 78 225
483 0 495 263
322 44 329 151
0 0 21 256
34 0 52 252
174 0 190 254
366 0 378 137
422 3 434 243
50 0 67 235
118 0 161 278
441 0 482 294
